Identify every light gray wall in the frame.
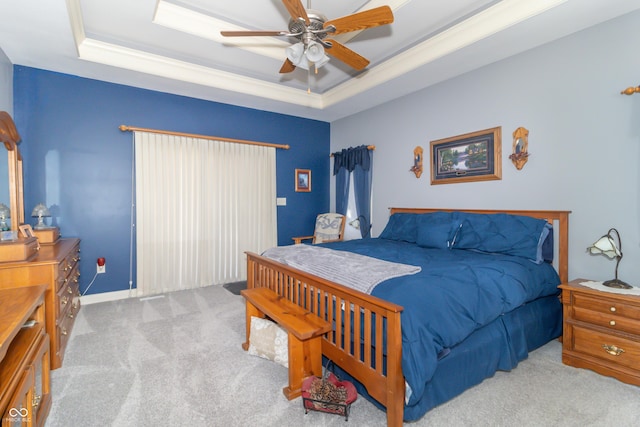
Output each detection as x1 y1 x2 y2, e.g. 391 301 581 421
0 48 12 113
331 10 640 285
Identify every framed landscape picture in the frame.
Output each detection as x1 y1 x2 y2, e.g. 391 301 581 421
430 127 502 185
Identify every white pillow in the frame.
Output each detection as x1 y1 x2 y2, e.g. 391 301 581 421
247 316 288 368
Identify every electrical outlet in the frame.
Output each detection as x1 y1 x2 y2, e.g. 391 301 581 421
97 257 106 274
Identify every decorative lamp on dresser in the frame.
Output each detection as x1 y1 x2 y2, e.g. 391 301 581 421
0 285 51 426
560 278 640 386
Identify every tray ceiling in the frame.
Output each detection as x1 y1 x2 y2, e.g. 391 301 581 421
1 0 639 121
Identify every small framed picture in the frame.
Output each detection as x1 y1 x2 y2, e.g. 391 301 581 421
295 169 311 192
19 224 35 238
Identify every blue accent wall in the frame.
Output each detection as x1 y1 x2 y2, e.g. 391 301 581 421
13 66 330 295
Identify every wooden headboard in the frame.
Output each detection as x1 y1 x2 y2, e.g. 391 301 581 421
388 208 571 283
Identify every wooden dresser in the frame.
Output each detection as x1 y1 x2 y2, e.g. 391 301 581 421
0 285 51 427
560 278 640 386
0 238 81 370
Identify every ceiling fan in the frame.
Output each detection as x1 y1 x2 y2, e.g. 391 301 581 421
220 0 394 74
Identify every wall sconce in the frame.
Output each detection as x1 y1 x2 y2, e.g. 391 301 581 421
410 146 423 178
587 228 632 289
509 127 529 170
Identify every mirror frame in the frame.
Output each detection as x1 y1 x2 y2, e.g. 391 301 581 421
0 111 25 231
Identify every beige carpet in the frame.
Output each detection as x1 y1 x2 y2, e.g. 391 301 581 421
46 285 640 426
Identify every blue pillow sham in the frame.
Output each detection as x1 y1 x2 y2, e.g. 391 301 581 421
380 211 553 264
415 212 459 249
379 213 420 243
452 212 549 263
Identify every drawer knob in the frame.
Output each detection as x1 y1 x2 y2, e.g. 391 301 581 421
61 296 68 305
610 306 616 312
61 327 68 336
602 344 624 356
609 320 616 326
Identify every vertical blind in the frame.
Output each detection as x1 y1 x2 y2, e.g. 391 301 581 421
134 131 277 296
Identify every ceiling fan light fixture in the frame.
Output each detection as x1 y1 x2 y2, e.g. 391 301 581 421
305 41 325 62
313 54 330 70
285 42 305 66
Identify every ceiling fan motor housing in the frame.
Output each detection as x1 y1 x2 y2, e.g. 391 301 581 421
289 10 329 44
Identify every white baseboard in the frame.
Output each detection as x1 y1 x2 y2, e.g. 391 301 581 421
80 289 137 305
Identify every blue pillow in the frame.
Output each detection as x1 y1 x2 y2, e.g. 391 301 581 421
452 212 548 263
416 212 460 249
379 213 419 243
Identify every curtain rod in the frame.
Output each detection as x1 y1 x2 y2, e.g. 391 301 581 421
119 125 290 150
330 145 375 157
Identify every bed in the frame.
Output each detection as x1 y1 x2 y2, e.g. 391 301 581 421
246 208 570 426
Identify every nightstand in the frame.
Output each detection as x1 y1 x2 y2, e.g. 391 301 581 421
559 278 640 386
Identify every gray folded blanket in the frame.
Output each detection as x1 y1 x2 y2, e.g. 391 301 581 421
262 244 421 294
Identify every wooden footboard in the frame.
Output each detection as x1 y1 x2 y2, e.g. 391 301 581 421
246 252 405 427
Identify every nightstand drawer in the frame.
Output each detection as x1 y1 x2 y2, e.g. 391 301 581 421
573 306 640 335
573 293 640 321
573 326 640 371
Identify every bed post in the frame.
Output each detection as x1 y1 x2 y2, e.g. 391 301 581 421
386 312 404 427
247 254 256 289
557 212 569 283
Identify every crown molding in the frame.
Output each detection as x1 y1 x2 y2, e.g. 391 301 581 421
65 0 566 111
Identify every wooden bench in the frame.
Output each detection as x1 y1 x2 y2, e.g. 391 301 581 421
241 287 331 399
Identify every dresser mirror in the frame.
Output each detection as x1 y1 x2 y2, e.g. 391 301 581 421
0 111 25 232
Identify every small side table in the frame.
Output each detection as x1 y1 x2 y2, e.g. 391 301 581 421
559 278 640 386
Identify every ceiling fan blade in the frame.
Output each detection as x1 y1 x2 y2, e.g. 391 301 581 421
221 30 287 37
282 0 310 25
325 40 370 70
279 59 296 74
324 6 394 34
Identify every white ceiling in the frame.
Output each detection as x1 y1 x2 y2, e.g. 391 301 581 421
1 0 640 122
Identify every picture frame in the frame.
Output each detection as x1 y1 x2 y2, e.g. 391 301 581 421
19 224 35 238
430 126 502 185
295 169 311 192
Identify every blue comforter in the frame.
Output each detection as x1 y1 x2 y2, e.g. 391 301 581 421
321 238 560 406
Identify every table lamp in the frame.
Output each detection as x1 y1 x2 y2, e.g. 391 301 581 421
587 228 632 289
0 203 9 231
31 203 51 229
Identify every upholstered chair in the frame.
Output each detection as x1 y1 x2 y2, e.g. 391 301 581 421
292 213 346 244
